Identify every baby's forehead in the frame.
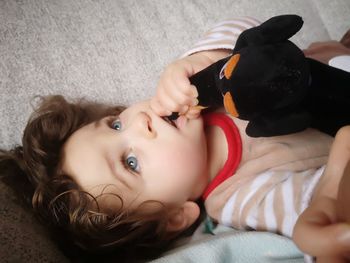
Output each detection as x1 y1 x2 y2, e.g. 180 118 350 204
123 99 151 114
130 99 150 109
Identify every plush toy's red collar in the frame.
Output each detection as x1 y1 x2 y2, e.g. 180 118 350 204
202 113 242 200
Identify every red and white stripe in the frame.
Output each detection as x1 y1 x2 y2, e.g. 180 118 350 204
182 16 261 57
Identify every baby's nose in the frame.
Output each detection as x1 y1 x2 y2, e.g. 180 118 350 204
133 112 156 138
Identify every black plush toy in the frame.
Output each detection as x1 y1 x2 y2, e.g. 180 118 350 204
175 15 350 137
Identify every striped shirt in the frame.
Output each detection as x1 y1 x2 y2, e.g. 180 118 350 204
204 113 332 238
182 16 261 57
220 167 325 237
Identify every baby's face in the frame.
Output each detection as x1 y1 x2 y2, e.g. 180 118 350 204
61 100 208 211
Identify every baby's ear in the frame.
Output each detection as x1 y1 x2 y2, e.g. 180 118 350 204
166 201 200 233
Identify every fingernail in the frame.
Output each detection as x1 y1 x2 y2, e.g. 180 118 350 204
191 86 198 97
191 98 199 106
338 229 350 244
187 107 201 117
180 105 189 115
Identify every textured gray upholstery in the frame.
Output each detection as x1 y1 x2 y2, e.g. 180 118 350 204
1 0 349 262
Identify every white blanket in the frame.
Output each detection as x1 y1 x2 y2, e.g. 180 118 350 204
152 223 304 263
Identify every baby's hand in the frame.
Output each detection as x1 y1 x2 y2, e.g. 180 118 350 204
151 50 230 119
293 161 350 262
293 196 350 262
151 56 200 119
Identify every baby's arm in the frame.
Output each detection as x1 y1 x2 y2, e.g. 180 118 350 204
150 17 261 118
303 30 350 72
293 126 350 262
304 41 350 65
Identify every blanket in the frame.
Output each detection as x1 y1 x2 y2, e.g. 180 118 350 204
152 223 304 263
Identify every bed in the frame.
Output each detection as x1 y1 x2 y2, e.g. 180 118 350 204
1 0 350 262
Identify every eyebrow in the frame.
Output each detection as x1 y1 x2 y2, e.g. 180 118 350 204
94 118 103 129
106 155 132 190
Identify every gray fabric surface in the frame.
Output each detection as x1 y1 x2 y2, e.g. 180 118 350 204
0 0 349 262
0 183 69 262
3 0 350 150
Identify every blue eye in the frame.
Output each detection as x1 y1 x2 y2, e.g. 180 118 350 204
125 155 140 173
112 119 122 130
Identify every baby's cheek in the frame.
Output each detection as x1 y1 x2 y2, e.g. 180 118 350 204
155 144 199 172
174 147 206 176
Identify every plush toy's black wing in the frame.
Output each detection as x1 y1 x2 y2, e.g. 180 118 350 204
246 109 311 137
234 15 304 51
306 58 350 136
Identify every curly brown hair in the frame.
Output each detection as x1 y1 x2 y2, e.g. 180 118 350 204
0 95 192 262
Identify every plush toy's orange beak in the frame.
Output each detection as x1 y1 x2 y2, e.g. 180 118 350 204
224 92 239 117
224 54 240 79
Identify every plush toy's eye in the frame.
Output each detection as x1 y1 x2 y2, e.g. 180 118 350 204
219 61 229 80
219 54 240 80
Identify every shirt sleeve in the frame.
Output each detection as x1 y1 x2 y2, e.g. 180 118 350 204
329 55 350 72
181 16 261 58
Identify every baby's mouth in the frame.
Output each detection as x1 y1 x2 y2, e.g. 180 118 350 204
162 116 177 128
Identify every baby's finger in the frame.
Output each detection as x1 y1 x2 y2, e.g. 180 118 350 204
157 91 189 114
164 82 198 107
175 82 198 98
164 68 198 97
150 98 172 116
157 82 191 113
188 84 199 98
184 105 205 119
175 77 198 96
185 110 200 120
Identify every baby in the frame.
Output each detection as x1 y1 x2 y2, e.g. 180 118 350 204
1 16 350 262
